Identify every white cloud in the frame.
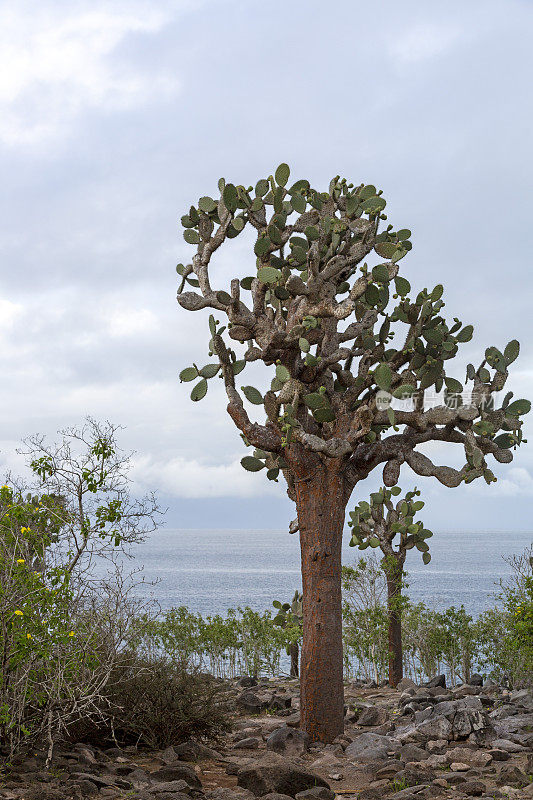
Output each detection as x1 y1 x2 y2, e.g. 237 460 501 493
491 467 533 497
107 307 159 338
389 22 463 64
130 454 279 499
0 2 180 147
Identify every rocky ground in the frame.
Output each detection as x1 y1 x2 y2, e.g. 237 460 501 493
1 676 532 800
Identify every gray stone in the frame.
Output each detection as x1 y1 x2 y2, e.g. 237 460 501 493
357 706 389 727
425 674 446 689
151 764 202 788
294 789 335 800
237 753 330 798
234 738 261 750
266 727 309 755
345 732 398 761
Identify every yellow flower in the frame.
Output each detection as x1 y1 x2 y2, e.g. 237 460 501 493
26 633 32 640
21 527 31 534
14 610 23 616
68 631 75 637
16 558 25 564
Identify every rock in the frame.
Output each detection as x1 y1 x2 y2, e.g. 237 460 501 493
151 764 202 788
345 732 398 761
266 727 309 755
239 677 259 688
234 738 261 750
468 673 483 687
398 744 429 762
489 747 511 760
261 794 294 800
460 780 486 796
450 762 470 771
357 706 389 727
237 691 271 714
148 780 191 796
425 675 446 689
396 678 417 691
294 789 335 800
396 715 453 743
205 789 256 800
426 740 447 754
490 738 526 752
269 695 292 711
445 747 492 767
237 753 330 798
495 764 529 787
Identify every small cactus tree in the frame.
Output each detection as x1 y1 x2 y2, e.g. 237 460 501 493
348 486 430 687
273 590 303 678
175 164 529 741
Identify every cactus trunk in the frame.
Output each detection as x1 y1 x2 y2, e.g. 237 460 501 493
296 464 346 743
386 556 404 687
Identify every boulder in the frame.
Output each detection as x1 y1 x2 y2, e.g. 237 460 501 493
237 753 330 798
234 738 261 750
468 673 483 687
396 678 417 691
345 732 398 762
150 764 202 788
294 789 335 800
238 677 259 688
266 727 309 755
357 706 389 727
237 691 271 714
425 675 446 689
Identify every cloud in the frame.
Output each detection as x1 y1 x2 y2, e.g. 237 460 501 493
0 2 180 147
130 454 279 499
389 22 464 64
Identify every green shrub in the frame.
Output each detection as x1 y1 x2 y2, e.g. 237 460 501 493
102 655 231 748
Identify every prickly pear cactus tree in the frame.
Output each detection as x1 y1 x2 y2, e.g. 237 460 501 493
273 590 303 678
348 485 430 686
176 164 529 741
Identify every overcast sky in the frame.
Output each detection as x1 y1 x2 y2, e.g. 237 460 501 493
1 0 532 534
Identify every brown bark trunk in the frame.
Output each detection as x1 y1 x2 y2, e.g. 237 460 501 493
289 643 299 678
386 558 404 688
296 465 346 743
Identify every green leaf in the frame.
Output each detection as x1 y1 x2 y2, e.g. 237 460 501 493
291 193 306 213
198 196 216 213
374 363 393 391
216 290 232 305
184 229 200 245
232 360 245 375
504 339 520 365
275 163 290 187
369 536 380 548
276 364 290 383
393 384 415 399
387 407 395 426
240 276 254 290
456 324 474 343
255 179 269 197
299 337 310 352
359 185 376 199
257 266 281 284
190 378 208 401
422 551 431 565
493 433 514 449
305 225 319 241
313 407 335 423
232 216 245 231
397 229 411 240
199 364 219 379
390 486 401 496
305 353 319 366
209 315 217 336
372 264 390 283
254 236 271 257
374 242 396 259
266 468 280 481
394 276 411 297
303 393 324 410
242 386 263 405
223 184 238 212
179 367 198 383
506 399 531 416
431 284 444 301
444 377 463 393
241 456 265 472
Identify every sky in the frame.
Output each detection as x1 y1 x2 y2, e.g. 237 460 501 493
0 0 532 534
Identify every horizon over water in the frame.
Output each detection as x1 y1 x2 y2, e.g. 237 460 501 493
122 528 532 617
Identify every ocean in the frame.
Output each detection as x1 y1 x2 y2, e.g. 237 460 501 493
121 528 532 617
